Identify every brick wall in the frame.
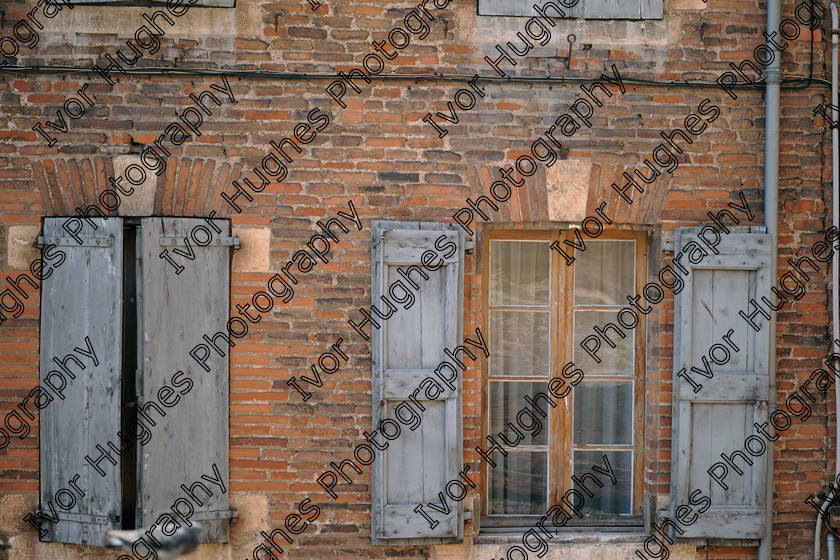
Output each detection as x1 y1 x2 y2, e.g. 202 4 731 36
0 0 835 558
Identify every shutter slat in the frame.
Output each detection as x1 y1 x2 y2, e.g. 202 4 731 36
670 228 770 539
39 217 123 545
371 222 465 545
139 218 232 543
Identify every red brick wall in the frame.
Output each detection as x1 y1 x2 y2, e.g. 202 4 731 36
0 0 835 558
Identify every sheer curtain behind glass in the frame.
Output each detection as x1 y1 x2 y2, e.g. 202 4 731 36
488 240 550 515
572 240 635 514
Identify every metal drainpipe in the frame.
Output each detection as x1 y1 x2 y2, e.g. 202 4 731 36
757 0 781 555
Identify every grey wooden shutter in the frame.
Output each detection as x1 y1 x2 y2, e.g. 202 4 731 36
370 221 465 545
39 217 123 544
670 227 771 539
477 0 662 19
477 0 539 16
138 218 235 542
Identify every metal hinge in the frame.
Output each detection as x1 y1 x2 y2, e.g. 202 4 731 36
36 236 113 248
159 236 241 249
189 509 239 521
36 510 109 525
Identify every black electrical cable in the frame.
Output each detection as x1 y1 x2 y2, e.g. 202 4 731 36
0 63 830 90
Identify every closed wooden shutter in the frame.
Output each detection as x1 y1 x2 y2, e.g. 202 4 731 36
138 217 235 542
670 227 771 539
370 221 465 545
39 217 123 545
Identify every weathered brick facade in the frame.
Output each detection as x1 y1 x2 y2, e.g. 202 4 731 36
0 0 836 558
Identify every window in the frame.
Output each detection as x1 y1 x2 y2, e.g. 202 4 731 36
481 230 646 528
36 217 236 546
477 0 663 20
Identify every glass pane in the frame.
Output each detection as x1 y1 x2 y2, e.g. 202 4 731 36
490 310 550 377
573 310 633 376
490 241 550 306
573 450 633 515
490 381 550 446
573 380 633 445
574 240 635 305
488 451 548 515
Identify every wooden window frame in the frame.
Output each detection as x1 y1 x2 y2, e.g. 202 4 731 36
480 229 647 530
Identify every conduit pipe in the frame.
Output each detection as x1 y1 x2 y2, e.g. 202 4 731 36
833 2 840 557
757 0 782 554
817 485 835 560
834 3 840 559
815 7 840 560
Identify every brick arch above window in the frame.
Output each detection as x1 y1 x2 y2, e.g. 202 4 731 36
587 163 671 226
467 160 672 229
30 156 244 218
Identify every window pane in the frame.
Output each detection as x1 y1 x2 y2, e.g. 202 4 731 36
490 241 550 306
490 310 550 377
488 451 548 515
573 450 633 515
573 380 633 445
574 240 635 305
490 381 549 446
573 310 633 376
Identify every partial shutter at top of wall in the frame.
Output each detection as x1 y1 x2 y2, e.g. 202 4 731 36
39 217 124 545
670 227 771 539
477 0 662 19
58 0 235 7
138 217 236 542
370 221 466 545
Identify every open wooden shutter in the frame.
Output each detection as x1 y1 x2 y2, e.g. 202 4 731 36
670 227 771 539
39 217 123 544
370 221 465 545
477 0 662 19
138 217 236 542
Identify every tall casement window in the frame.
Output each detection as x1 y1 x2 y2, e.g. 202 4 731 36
482 230 646 529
